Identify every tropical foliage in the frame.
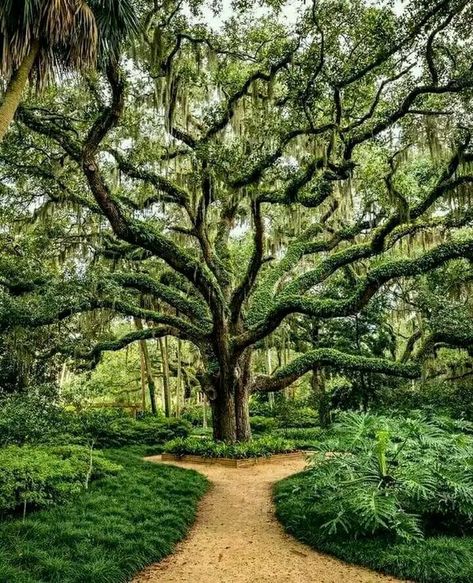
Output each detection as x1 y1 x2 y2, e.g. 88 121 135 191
299 413 473 541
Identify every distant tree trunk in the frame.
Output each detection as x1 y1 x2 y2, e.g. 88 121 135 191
201 392 208 429
158 336 172 417
139 348 147 412
311 368 331 428
134 318 157 415
176 339 183 416
266 347 275 410
0 41 39 142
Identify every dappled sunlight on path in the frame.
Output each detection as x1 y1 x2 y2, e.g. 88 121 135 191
132 454 406 583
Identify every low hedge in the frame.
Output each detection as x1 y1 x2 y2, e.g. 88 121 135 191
272 427 322 449
164 435 297 458
0 445 121 515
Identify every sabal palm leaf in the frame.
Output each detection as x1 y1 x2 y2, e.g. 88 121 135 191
0 0 137 140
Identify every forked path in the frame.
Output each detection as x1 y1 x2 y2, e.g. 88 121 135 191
133 455 405 583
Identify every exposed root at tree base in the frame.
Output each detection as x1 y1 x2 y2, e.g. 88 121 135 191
133 454 407 583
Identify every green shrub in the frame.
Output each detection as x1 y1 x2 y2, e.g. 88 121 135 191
0 394 192 447
75 409 191 447
250 416 277 433
275 470 473 583
0 445 120 515
379 379 473 421
249 399 320 427
180 404 210 426
288 412 473 542
0 389 71 446
272 401 319 428
249 400 274 417
164 435 297 458
273 427 322 449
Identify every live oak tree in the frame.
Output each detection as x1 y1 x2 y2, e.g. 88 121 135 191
1 0 473 442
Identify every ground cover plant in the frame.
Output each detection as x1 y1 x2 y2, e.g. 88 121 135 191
164 435 297 458
274 412 473 582
0 448 208 583
272 427 322 450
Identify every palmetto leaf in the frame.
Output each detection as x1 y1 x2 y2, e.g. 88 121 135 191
0 0 137 86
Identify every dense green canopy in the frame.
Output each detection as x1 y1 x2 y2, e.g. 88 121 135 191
1 0 473 440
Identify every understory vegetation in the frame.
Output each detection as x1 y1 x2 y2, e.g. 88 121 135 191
0 444 120 516
164 435 298 458
275 412 473 582
0 391 191 448
0 449 207 583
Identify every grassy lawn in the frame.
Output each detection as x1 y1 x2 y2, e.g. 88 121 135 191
274 472 473 583
0 448 208 583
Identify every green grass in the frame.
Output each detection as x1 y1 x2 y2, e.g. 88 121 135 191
274 472 473 583
0 447 208 583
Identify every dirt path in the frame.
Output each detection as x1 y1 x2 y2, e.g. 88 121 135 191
133 454 405 583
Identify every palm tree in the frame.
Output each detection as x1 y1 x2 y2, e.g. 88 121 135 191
0 0 137 141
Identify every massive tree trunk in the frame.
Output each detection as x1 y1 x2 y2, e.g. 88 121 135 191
0 41 40 142
209 351 252 443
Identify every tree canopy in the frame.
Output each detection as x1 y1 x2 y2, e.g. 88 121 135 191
1 0 473 441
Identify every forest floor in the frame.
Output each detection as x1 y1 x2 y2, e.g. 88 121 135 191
132 454 406 583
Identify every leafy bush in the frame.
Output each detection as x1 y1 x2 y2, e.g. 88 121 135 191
273 427 322 449
75 409 191 447
250 415 277 433
0 394 192 447
164 435 297 458
289 412 473 542
0 445 120 515
275 471 473 583
180 404 210 426
249 398 319 428
379 379 473 421
0 389 71 446
272 402 319 428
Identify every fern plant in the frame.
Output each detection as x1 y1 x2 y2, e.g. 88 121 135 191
304 412 473 541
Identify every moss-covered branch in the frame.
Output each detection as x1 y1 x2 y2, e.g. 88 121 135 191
253 348 420 393
80 326 183 368
108 148 191 208
111 273 211 324
238 238 473 350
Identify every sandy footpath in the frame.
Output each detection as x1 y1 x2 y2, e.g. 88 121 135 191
132 454 406 583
